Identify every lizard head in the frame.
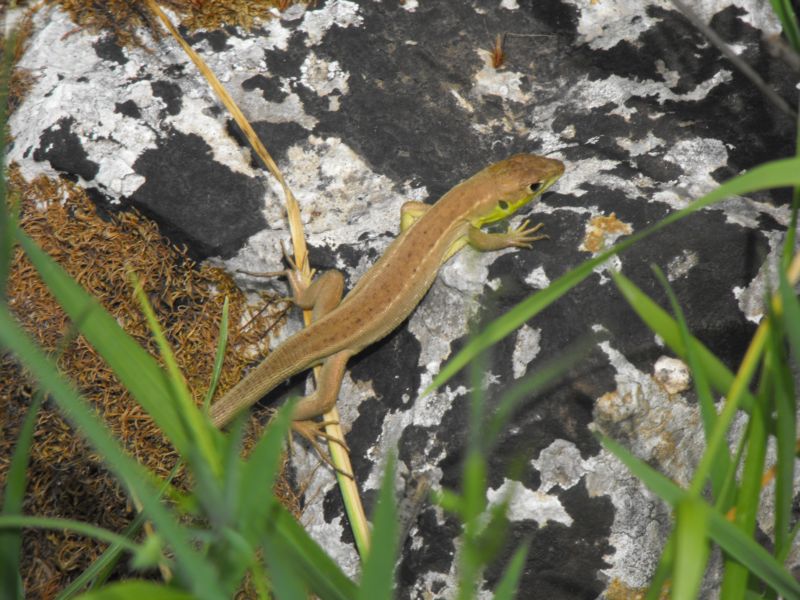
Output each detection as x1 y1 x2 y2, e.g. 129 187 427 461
471 153 565 227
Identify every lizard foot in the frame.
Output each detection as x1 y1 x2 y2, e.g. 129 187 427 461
506 220 548 248
291 419 353 478
236 242 316 280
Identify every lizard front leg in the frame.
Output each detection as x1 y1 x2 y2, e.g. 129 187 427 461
400 200 431 231
468 219 547 251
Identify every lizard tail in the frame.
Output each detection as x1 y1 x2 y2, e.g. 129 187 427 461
208 331 319 428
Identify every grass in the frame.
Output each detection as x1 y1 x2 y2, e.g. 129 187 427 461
2 1 800 598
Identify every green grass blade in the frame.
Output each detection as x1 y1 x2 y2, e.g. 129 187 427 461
203 297 229 410
707 506 800 599
779 518 800 564
673 498 709 600
467 350 489 453
0 515 141 554
0 27 16 300
217 416 246 529
237 400 294 537
427 156 800 394
714 431 748 520
779 266 800 363
57 462 184 598
765 292 796 559
0 392 43 600
612 270 757 410
493 542 529 600
269 504 357 600
687 327 766 502
74 581 196 600
12 226 190 452
769 0 800 51
261 540 308 599
601 432 800 597
0 193 12 301
357 454 399 600
649 266 730 497
599 433 685 505
644 534 674 600
776 269 800 559
720 390 768 599
780 189 799 272
463 449 488 527
131 275 221 478
456 450 490 600
485 338 593 449
0 305 225 598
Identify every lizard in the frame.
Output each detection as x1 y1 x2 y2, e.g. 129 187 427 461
209 153 565 436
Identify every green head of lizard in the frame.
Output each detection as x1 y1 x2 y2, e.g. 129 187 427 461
471 154 565 227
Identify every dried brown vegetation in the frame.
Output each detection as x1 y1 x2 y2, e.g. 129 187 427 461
48 0 304 46
1 166 298 595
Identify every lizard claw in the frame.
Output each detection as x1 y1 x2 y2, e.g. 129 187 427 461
279 240 299 271
291 419 353 478
237 242 314 301
279 241 315 279
292 419 350 451
507 220 547 248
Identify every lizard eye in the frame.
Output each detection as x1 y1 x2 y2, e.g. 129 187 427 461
498 200 509 210
529 182 544 193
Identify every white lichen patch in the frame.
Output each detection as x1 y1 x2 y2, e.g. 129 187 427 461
290 137 409 236
511 325 542 379
563 0 780 50
410 279 475 371
487 478 573 526
593 340 705 487
8 9 159 190
584 447 675 591
299 51 350 99
8 4 313 199
653 356 691 395
189 22 318 130
532 439 585 492
238 82 319 130
732 230 786 323
166 96 262 178
527 435 690 591
663 138 729 188
298 0 363 46
554 157 638 199
714 195 793 229
574 71 733 120
505 434 682 591
524 265 551 289
223 136 421 281
617 132 667 157
440 243 513 295
666 249 699 281
564 0 658 50
586 339 716 591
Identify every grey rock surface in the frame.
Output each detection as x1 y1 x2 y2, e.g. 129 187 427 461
8 0 799 597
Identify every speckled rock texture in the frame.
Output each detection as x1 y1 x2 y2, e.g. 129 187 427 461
8 1 799 597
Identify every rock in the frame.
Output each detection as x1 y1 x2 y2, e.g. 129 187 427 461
8 0 798 596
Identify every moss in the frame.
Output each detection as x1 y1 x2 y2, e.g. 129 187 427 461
1 165 299 594
48 0 308 46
